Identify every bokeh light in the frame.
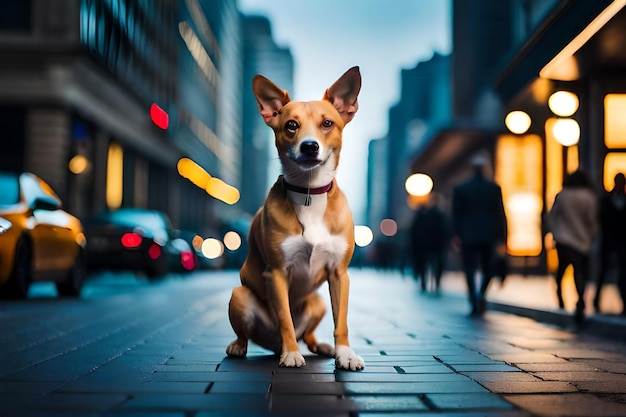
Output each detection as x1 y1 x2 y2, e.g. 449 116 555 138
504 110 531 134
202 238 224 259
552 118 580 146
380 219 398 237
68 154 89 174
405 173 433 197
354 225 373 247
548 91 579 117
223 231 242 251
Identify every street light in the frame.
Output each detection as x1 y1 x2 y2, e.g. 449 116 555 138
405 173 433 197
504 110 531 134
552 118 580 146
548 91 578 117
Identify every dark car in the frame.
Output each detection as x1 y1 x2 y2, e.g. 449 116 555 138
0 172 87 298
84 208 195 279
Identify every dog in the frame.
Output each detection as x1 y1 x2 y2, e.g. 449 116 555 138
226 67 364 371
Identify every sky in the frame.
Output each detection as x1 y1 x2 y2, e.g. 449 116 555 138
238 0 451 222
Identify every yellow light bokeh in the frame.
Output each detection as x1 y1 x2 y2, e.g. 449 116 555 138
548 91 579 117
603 153 626 192
106 142 123 209
405 173 433 197
206 177 240 205
177 157 240 205
605 94 626 148
552 118 580 146
177 157 211 189
504 110 531 134
68 154 89 175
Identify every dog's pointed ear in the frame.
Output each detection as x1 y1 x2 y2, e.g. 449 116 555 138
253 75 291 128
324 66 361 124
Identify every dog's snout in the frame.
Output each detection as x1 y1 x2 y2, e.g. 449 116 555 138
300 141 319 156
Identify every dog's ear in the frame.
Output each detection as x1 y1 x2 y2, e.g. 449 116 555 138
324 66 361 124
253 75 291 128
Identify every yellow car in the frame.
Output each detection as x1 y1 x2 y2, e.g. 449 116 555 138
0 172 87 299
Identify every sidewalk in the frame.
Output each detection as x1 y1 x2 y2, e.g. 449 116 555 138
437 270 626 340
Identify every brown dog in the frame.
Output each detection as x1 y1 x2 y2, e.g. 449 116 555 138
226 67 364 370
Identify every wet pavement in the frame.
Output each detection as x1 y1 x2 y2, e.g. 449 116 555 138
0 268 625 416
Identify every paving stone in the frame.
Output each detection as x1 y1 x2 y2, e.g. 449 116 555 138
146 371 272 382
336 371 471 382
487 352 569 364
344 381 489 394
348 394 428 412
0 379 64 394
269 393 354 412
271 380 343 395
118 393 269 411
530 370 626 382
460 371 542 383
504 393 626 416
449 363 521 372
480 380 578 394
209 381 271 394
426 392 515 410
58 380 209 394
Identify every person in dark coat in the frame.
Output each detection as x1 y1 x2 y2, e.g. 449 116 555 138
408 192 451 292
451 154 507 316
594 172 626 314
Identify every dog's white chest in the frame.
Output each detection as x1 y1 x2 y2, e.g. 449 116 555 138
281 193 348 285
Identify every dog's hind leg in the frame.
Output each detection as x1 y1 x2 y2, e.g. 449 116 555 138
301 292 335 357
227 285 281 357
226 286 252 357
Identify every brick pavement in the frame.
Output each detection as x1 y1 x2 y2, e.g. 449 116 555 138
0 269 626 416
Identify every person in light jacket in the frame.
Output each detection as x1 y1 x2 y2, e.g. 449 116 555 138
548 170 598 322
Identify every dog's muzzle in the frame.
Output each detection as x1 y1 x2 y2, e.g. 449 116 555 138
294 140 323 169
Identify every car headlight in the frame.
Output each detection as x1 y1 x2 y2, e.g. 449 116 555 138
0 217 12 235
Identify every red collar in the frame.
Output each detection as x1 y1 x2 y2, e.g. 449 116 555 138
283 178 333 195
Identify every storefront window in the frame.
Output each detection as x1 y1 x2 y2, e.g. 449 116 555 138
496 134 543 257
604 94 626 191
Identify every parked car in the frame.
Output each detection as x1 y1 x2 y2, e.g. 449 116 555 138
0 172 87 299
84 208 195 279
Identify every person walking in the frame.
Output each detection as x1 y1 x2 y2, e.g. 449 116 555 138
547 170 598 322
452 154 507 316
408 192 451 292
593 172 626 314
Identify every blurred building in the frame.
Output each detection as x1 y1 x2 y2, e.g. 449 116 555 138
240 15 293 217
401 0 626 274
365 52 451 268
0 0 242 236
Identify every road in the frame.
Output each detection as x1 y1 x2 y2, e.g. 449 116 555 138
1 269 626 416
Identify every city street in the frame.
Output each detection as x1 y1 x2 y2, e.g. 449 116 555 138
1 269 626 416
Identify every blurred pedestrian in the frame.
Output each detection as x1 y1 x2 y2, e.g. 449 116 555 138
593 172 626 314
451 154 507 316
408 192 451 292
547 169 598 323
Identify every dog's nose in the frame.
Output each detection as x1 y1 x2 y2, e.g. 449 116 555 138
300 141 319 156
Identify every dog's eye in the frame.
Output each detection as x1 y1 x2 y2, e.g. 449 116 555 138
322 119 334 129
285 120 299 132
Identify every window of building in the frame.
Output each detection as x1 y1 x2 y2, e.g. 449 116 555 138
495 134 543 257
604 94 626 191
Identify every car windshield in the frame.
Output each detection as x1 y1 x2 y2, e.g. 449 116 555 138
0 173 20 207
100 209 170 237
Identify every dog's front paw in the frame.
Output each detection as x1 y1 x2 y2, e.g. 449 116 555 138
335 345 364 371
279 351 306 367
226 339 247 357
